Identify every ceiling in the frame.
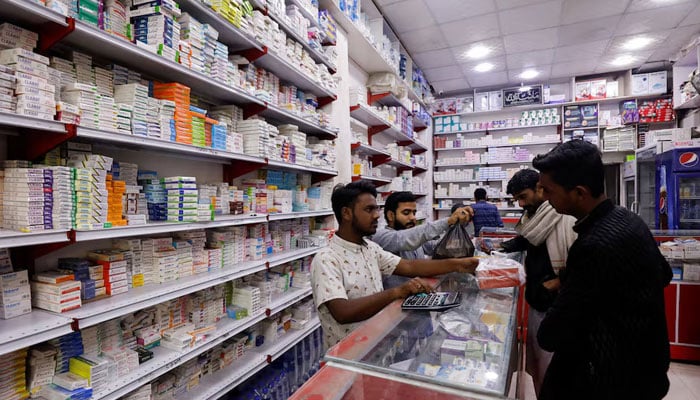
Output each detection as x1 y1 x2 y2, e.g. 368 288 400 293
374 0 700 96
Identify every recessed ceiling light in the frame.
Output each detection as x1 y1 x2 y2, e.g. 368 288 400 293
474 62 494 72
611 55 635 66
519 69 539 79
624 37 653 50
465 45 490 59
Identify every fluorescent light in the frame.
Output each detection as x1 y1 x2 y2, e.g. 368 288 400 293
465 45 490 59
519 85 532 92
624 37 652 50
474 62 494 72
519 69 539 79
611 55 635 66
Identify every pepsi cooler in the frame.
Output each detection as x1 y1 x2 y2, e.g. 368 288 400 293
656 148 700 229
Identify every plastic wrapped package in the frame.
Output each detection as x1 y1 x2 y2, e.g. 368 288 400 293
474 255 525 289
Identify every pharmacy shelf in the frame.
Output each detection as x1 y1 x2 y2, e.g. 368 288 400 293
351 142 391 157
59 20 266 106
64 260 268 329
0 310 74 356
266 9 334 72
350 103 391 127
255 48 337 98
266 246 322 267
434 179 483 183
177 0 261 51
2 0 67 25
92 287 313 400
267 210 334 222
413 115 429 131
434 163 482 168
266 160 338 176
172 318 321 400
288 0 320 28
77 127 267 164
319 0 395 74
267 287 313 316
563 126 598 131
486 160 534 165
676 95 700 110
0 229 70 248
680 196 700 200
387 159 412 169
435 195 513 200
370 91 406 109
435 140 561 151
72 215 269 242
260 104 339 138
0 111 68 133
351 175 392 185
433 123 561 136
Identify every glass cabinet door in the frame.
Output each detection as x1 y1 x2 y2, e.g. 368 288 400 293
678 177 700 229
625 179 635 211
637 158 656 229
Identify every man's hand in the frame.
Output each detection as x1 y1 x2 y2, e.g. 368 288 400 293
393 277 434 299
542 277 561 292
448 257 479 274
448 206 474 226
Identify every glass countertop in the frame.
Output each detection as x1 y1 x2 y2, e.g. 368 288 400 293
325 274 519 397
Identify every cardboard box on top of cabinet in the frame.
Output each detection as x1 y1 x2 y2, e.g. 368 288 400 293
590 79 607 99
648 71 667 94
632 74 649 96
575 81 591 101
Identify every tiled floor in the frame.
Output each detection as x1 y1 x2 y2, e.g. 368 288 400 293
513 362 700 399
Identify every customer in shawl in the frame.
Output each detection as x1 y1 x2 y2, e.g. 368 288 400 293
483 169 577 398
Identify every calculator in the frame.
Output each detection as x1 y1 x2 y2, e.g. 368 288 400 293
401 292 462 312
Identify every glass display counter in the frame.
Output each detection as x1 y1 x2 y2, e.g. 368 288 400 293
306 274 523 399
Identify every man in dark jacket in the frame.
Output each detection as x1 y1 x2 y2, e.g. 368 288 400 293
495 169 577 397
533 140 672 400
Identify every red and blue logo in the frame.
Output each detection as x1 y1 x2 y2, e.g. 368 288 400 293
679 152 699 168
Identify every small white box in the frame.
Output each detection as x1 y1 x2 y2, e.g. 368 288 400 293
631 74 649 96
0 299 31 319
648 71 667 94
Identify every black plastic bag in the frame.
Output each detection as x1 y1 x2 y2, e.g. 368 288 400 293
433 224 475 259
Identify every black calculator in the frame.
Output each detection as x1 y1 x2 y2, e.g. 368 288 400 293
401 291 462 312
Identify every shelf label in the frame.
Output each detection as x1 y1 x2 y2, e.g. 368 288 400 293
503 85 543 107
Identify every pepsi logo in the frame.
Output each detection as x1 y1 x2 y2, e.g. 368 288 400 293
679 152 699 167
660 196 666 213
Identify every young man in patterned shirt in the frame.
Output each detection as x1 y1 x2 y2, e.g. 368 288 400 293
311 180 480 350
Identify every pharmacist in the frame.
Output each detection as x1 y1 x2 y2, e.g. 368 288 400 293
311 180 479 350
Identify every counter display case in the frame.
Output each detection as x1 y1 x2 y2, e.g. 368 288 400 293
313 274 522 399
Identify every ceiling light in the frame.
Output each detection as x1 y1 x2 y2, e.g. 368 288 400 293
519 69 539 79
474 62 494 72
465 45 490 59
624 37 653 50
611 55 635 66
519 84 532 92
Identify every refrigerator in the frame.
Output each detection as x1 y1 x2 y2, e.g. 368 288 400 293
636 144 659 229
622 160 636 212
656 147 700 230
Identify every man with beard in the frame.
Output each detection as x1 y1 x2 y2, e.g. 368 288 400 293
371 191 473 259
311 181 480 350
486 169 577 397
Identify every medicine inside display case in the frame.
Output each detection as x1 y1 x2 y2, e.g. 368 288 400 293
324 274 521 399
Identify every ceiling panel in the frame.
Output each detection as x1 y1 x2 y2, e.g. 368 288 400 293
594 50 654 72
606 30 671 54
550 59 602 77
561 0 630 25
495 0 550 10
426 0 497 24
615 2 697 35
411 48 459 69
439 13 501 46
508 65 552 82
399 26 449 53
628 0 699 12
423 65 466 82
680 3 700 26
463 70 510 88
431 78 471 93
553 40 611 62
503 27 560 53
506 49 555 70
557 15 621 46
450 37 506 63
498 1 563 35
460 56 508 74
381 0 436 34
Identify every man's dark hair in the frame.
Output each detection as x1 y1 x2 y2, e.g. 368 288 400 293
532 140 605 197
450 202 465 213
384 191 415 222
331 180 378 223
506 169 540 195
474 188 487 201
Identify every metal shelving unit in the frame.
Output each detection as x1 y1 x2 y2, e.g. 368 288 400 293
0 311 74 356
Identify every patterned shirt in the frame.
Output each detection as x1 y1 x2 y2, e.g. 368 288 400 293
311 235 401 351
471 200 504 236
